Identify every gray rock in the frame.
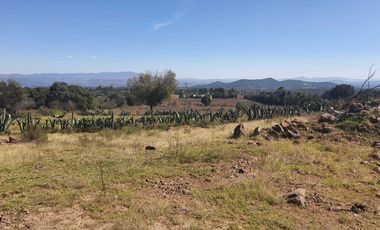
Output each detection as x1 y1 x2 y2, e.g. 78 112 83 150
233 123 248 139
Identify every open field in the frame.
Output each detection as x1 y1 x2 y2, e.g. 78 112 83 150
1 113 380 229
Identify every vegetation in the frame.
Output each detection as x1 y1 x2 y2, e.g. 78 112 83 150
201 95 212 106
0 80 24 114
244 87 325 106
0 117 379 229
322 84 355 100
0 109 13 133
127 70 177 111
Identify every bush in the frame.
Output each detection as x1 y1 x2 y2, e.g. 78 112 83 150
201 95 212 106
323 84 355 100
22 127 48 143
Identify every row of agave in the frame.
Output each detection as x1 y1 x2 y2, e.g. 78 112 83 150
2 101 327 134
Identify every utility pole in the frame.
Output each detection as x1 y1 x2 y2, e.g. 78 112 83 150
185 82 188 111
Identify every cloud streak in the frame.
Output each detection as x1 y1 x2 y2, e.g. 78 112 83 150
151 0 193 31
152 20 175 31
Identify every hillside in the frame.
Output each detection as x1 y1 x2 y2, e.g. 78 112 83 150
193 78 336 90
0 72 139 88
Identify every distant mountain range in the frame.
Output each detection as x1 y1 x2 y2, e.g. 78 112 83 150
0 72 379 90
0 72 139 88
193 78 336 90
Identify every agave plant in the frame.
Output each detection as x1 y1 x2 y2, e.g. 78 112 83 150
0 109 14 133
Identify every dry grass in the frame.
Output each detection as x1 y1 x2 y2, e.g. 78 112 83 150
0 114 379 229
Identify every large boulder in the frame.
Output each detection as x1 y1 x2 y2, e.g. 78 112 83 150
233 123 248 139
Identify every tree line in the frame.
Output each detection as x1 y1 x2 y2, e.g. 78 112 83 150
0 70 177 114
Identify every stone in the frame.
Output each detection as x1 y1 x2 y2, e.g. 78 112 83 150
7 136 18 143
233 123 248 139
351 203 367 213
251 127 261 137
247 140 254 145
370 152 380 161
286 188 306 198
237 168 245 174
349 103 365 113
373 141 380 148
373 166 380 174
318 113 336 123
286 188 307 206
272 124 285 133
145 146 156 151
369 116 380 124
312 124 332 134
285 127 301 139
287 196 306 206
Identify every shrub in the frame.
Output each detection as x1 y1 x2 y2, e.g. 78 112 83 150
22 127 48 143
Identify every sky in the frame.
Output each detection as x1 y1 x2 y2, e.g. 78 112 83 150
0 0 379 79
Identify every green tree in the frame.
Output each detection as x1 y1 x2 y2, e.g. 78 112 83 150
127 70 177 111
323 84 355 100
0 80 24 113
201 95 212 106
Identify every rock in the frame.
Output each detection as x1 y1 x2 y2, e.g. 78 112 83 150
228 139 234 144
360 160 370 165
145 146 156 151
285 127 301 139
251 127 261 137
349 103 365 113
286 188 306 198
233 123 248 139
254 142 262 146
288 195 306 206
267 129 281 139
286 188 307 206
291 119 308 130
280 121 290 129
272 124 285 134
370 152 380 161
369 116 380 124
373 166 380 174
318 113 336 123
247 140 254 145
7 136 18 143
351 203 367 213
373 141 380 148
237 168 245 174
312 124 332 134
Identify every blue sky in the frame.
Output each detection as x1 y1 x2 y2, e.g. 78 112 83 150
0 0 379 79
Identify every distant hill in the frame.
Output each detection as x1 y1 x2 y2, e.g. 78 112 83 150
0 72 139 87
193 78 336 90
291 76 380 88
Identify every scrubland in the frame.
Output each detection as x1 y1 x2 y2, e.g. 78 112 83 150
0 114 379 229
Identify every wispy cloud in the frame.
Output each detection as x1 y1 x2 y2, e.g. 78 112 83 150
152 20 175 31
89 55 97 59
151 0 193 31
67 55 73 58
